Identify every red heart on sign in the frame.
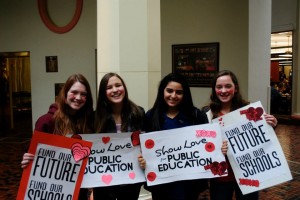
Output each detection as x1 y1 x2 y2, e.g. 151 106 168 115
240 106 264 122
102 137 110 144
131 131 141 146
254 107 264 121
71 143 91 162
102 174 113 185
207 161 228 176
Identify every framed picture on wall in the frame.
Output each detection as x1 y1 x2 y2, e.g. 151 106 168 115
46 56 58 72
172 43 219 87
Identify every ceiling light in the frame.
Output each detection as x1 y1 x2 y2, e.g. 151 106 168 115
271 57 292 61
285 35 292 54
279 54 292 57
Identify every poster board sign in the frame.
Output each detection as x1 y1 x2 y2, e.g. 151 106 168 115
17 131 92 200
79 132 146 187
140 123 226 186
212 101 292 194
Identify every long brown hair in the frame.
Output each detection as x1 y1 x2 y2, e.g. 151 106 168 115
95 73 143 132
209 70 249 118
54 73 94 135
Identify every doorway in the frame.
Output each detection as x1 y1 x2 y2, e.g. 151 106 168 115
270 31 293 116
0 52 32 137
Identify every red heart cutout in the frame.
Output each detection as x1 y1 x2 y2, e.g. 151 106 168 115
218 161 227 175
246 107 255 120
131 131 140 146
241 106 264 122
71 143 91 162
254 107 264 121
206 161 228 176
209 162 219 175
102 137 110 144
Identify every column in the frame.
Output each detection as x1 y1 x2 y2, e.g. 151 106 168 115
97 0 161 110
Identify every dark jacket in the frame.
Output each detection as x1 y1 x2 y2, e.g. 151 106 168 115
145 107 208 132
98 106 146 133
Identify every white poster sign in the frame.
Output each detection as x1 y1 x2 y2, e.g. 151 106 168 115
212 101 292 194
27 144 79 199
79 132 146 187
140 123 226 186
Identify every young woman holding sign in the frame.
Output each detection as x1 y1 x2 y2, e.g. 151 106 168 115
204 70 278 200
140 73 213 200
93 72 145 200
21 73 94 200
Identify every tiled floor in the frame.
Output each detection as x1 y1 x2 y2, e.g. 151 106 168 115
0 123 299 200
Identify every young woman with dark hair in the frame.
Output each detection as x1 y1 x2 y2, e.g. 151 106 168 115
146 73 205 132
141 73 210 200
93 72 145 200
21 73 94 200
94 72 144 133
205 70 278 200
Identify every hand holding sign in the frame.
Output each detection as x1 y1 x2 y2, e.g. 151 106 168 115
79 133 146 188
213 101 292 195
140 123 226 186
17 131 92 200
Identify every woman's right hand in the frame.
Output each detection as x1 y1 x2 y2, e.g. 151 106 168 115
221 141 228 155
21 153 34 169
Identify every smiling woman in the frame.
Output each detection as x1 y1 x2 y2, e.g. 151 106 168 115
37 0 83 34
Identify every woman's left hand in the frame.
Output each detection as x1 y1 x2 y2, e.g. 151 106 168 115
21 153 34 169
138 154 146 169
264 114 278 128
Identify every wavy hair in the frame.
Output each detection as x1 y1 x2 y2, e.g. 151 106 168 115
54 73 94 135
